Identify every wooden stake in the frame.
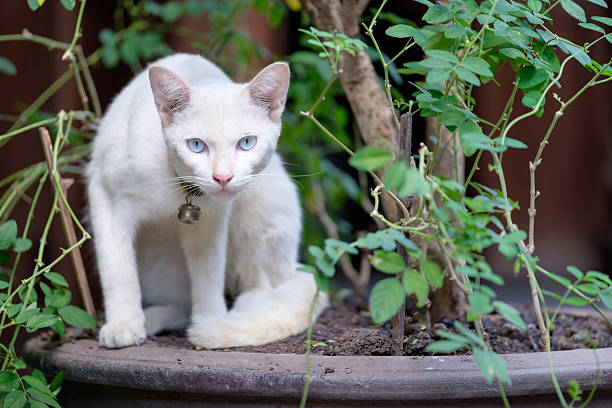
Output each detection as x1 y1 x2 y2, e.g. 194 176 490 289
391 113 413 356
39 127 97 319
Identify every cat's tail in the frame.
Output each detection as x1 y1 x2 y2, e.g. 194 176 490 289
187 271 328 349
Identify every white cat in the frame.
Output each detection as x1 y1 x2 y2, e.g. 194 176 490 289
87 53 327 349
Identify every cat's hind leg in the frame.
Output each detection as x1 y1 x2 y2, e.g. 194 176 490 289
188 271 327 348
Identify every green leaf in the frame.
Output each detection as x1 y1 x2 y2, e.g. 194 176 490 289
577 284 599 296
383 161 408 190
403 269 429 308
0 57 17 76
498 242 518 259
592 16 612 26
58 306 96 329
26 0 40 11
425 49 459 64
426 69 450 84
421 58 453 69
314 272 330 292
26 314 60 330
267 3 286 27
455 321 486 347
455 66 481 86
49 371 64 394
468 292 494 320
461 56 493 77
586 0 608 7
370 250 405 274
0 371 19 392
458 121 483 157
586 270 611 285
528 0 542 12
443 24 467 39
60 0 75 10
308 245 325 260
493 301 526 330
102 46 120 68
518 67 548 89
599 287 612 312
542 289 563 301
46 288 71 308
160 1 184 22
12 238 31 253
386 24 417 38
2 390 26 408
15 304 39 324
473 348 512 385
0 220 17 250
438 110 466 128
24 388 60 408
423 5 452 24
0 251 9 264
23 375 51 395
369 278 405 324
296 265 316 274
566 265 583 280
397 167 430 197
348 146 393 171
578 23 605 34
421 260 444 288
536 43 561 73
425 340 465 353
315 258 335 277
561 0 586 22
493 137 527 149
45 272 68 287
500 48 525 60
564 296 588 306
548 273 572 287
522 91 542 108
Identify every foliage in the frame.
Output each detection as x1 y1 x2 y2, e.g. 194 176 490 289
299 0 612 405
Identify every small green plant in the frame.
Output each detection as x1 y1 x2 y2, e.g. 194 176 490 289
298 0 612 406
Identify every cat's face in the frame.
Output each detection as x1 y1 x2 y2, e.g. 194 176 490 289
149 63 289 201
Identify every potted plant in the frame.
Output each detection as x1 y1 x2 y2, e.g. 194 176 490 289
2 0 612 407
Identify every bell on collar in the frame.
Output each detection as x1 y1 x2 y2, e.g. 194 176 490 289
178 203 201 224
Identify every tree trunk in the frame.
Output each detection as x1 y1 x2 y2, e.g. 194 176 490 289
426 118 468 321
303 1 468 320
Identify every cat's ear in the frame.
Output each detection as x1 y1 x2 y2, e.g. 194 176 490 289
149 66 191 127
247 62 290 122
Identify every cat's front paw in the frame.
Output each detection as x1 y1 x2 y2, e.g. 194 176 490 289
99 321 146 348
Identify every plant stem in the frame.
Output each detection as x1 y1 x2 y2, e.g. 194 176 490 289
496 378 511 408
0 118 57 142
0 170 47 341
62 0 88 61
299 290 320 408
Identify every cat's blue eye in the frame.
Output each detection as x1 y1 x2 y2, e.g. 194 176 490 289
187 138 206 153
237 135 257 151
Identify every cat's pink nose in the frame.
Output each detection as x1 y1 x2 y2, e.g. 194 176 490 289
213 174 233 186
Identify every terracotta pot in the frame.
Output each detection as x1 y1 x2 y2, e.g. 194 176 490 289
23 331 612 407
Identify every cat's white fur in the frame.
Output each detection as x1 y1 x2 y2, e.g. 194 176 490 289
87 53 327 349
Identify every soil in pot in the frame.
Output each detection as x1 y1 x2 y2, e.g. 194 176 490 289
120 296 611 356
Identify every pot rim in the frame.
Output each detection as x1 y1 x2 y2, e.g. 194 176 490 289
24 324 612 402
